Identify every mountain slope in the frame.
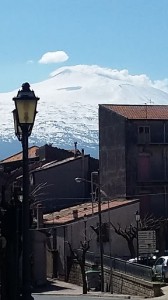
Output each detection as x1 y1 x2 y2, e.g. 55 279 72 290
1 65 168 158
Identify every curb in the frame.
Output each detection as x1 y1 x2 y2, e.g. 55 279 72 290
32 292 139 298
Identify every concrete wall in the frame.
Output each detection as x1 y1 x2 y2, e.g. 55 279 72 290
32 156 91 212
99 105 126 198
125 119 138 197
126 120 168 186
31 230 47 286
126 119 168 217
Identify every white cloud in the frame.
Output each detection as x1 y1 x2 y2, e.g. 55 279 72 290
39 51 69 64
50 64 152 86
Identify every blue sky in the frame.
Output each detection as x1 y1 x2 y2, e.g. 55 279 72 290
0 0 168 92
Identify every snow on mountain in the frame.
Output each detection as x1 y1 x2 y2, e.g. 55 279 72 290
1 64 168 158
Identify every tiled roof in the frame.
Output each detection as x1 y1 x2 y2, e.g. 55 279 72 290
102 104 168 120
34 155 84 172
43 199 138 224
1 146 39 163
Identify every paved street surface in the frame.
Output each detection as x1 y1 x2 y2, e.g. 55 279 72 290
32 278 168 300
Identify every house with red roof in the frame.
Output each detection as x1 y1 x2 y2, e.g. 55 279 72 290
43 197 139 279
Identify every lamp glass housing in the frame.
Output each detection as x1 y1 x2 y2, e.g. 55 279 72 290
15 99 37 125
13 82 39 130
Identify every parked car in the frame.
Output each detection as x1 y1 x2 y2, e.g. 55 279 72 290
152 256 168 282
128 255 157 266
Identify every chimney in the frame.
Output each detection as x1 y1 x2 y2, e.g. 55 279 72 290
73 209 78 219
37 204 43 229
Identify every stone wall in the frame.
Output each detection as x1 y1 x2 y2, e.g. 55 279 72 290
68 260 83 286
68 261 163 298
109 269 162 298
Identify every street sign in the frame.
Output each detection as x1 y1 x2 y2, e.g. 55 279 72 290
138 230 156 254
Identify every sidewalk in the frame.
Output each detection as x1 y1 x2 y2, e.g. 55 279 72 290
32 279 168 299
33 279 83 296
32 279 142 298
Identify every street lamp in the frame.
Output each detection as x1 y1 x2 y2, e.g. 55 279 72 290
135 211 140 263
13 82 39 300
75 171 104 292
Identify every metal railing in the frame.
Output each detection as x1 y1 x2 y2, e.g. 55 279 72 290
81 250 153 281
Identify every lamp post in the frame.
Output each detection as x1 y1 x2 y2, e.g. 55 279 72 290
83 214 87 242
135 211 140 263
97 171 104 292
91 171 99 215
13 82 39 300
75 171 104 292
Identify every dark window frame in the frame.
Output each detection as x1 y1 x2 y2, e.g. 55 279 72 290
138 126 150 143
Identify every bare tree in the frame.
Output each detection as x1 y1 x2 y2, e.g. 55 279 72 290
110 215 164 258
68 239 90 294
111 222 136 258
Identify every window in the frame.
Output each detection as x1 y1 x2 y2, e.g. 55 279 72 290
155 258 164 266
138 126 150 134
139 127 144 134
138 126 150 144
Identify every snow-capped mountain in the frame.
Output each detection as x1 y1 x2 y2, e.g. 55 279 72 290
1 64 168 159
